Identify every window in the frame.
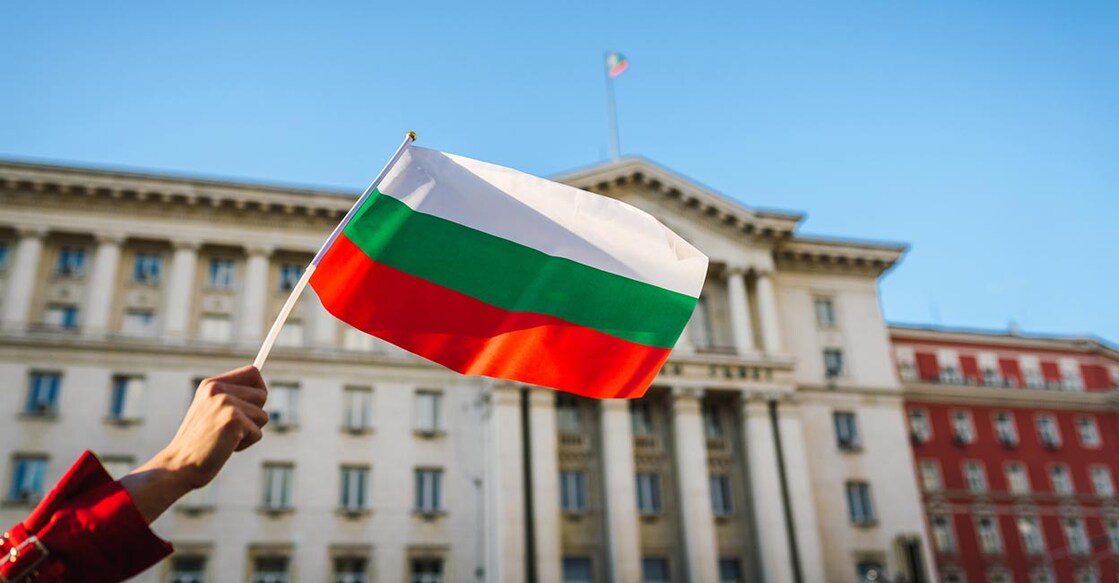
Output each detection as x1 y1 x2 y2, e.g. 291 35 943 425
0 242 8 271
1036 415 1060 448
896 347 918 382
641 557 669 583
908 409 931 443
918 460 942 492
1108 518 1119 553
1076 417 1101 447
267 383 299 427
1091 466 1114 496
951 411 974 444
630 401 653 435
410 558 443 583
198 314 232 342
1031 566 1055 583
560 471 587 512
342 328 376 352
278 263 303 292
207 258 235 289
976 516 1003 554
1006 463 1031 494
931 516 955 553
108 375 145 421
339 466 369 511
333 556 368 583
718 558 742 583
169 555 207 583
1075 566 1099 583
993 411 1018 446
987 567 1011 583
702 401 723 438
55 247 86 277
943 572 963 583
1060 358 1085 391
814 297 836 327
343 386 373 432
132 253 161 284
823 348 844 378
252 556 290 583
275 319 304 347
939 365 962 384
856 561 884 583
414 468 443 513
963 461 988 493
1049 465 1074 495
43 304 79 329
710 475 732 516
7 455 47 503
556 395 582 434
1023 366 1045 389
562 557 592 583
981 366 1002 387
1018 516 1045 554
636 473 662 514
1063 518 1089 555
846 481 875 525
25 372 61 415
121 309 155 336
261 463 293 510
833 412 859 449
415 391 443 433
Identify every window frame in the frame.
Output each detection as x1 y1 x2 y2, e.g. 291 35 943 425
414 467 444 514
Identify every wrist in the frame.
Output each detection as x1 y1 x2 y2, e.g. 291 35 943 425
119 451 198 523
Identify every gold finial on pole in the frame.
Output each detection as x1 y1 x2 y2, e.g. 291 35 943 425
407 131 417 141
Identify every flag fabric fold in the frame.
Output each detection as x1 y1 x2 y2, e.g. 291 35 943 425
606 51 629 78
310 146 708 399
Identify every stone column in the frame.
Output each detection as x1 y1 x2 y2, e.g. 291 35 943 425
83 233 124 336
310 288 338 349
486 384 526 582
774 401 826 582
670 387 719 583
725 267 755 354
528 387 562 583
162 240 198 339
755 271 782 354
1 227 47 332
742 395 794 583
237 244 271 345
600 400 642 583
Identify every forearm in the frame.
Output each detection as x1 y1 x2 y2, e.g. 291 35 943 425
118 451 196 524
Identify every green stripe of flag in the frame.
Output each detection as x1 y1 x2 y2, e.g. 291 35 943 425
342 191 697 348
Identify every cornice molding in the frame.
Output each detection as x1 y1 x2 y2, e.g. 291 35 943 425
903 382 1118 411
890 325 1119 360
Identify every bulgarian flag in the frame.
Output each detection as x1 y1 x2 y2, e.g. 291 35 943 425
606 51 629 78
309 145 708 399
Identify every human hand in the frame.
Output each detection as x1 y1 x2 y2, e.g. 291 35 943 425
120 366 269 522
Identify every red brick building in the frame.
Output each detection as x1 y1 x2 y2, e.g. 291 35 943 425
891 325 1119 583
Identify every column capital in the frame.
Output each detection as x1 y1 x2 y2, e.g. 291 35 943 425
725 264 749 277
527 386 556 407
171 239 201 251
245 243 274 257
754 268 775 279
670 385 704 402
15 226 48 240
93 232 126 245
488 382 522 406
600 399 630 413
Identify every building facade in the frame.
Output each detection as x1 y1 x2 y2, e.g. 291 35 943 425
893 325 1119 583
0 156 932 582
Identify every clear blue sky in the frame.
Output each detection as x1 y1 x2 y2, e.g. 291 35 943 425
3 2 1116 342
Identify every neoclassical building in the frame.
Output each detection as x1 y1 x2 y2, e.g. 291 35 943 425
0 155 933 582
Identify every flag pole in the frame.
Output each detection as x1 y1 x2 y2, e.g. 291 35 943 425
252 131 417 370
604 52 620 161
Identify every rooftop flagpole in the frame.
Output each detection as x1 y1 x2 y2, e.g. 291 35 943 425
605 52 621 161
252 131 416 370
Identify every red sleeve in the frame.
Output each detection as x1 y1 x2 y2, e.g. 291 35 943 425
0 451 173 582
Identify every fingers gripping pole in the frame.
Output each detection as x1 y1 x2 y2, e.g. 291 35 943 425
252 132 417 370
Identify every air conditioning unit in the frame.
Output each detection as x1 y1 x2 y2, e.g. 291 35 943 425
952 433 969 446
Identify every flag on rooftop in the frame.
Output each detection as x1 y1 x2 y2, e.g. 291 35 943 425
309 146 708 399
606 51 629 78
